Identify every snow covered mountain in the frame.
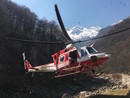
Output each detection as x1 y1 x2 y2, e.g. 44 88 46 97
66 18 129 41
67 25 101 41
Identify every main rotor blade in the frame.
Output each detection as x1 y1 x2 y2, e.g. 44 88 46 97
6 37 64 44
55 4 72 42
73 27 130 43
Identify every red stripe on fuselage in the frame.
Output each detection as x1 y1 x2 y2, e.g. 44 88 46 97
57 57 109 73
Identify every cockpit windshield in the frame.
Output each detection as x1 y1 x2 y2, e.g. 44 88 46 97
86 47 98 54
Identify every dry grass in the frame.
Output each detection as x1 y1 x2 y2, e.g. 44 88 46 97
103 88 130 96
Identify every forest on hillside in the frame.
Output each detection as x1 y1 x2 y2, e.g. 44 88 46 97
0 0 66 74
0 0 66 96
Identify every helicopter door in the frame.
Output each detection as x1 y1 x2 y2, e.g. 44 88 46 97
69 50 77 62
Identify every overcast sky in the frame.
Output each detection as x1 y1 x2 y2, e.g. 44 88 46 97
11 0 130 28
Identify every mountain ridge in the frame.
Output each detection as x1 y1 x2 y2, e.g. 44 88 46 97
67 17 128 42
94 16 130 73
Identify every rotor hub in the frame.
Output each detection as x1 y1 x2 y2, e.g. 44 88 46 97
66 44 74 49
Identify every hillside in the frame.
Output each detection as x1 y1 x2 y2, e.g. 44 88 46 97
94 17 130 73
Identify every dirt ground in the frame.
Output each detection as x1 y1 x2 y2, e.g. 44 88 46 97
72 73 130 98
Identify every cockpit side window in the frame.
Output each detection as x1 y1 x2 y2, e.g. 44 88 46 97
87 47 98 54
81 49 87 57
66 54 69 60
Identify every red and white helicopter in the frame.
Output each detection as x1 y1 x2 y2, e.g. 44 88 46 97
21 4 110 78
22 45 109 78
7 4 130 78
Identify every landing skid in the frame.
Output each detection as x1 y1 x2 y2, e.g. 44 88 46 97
55 71 80 78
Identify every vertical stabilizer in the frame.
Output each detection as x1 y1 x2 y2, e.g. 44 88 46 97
22 52 32 70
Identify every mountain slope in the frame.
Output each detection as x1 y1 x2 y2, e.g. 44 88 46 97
94 16 130 73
